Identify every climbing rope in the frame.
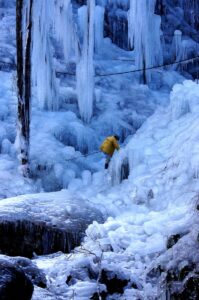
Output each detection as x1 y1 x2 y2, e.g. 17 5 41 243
1 55 199 77
56 56 199 77
96 56 199 77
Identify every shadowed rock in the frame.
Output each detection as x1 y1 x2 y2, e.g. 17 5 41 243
0 259 34 300
0 256 47 288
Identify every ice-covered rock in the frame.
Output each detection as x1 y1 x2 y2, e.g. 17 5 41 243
0 190 104 257
0 259 34 300
0 255 47 289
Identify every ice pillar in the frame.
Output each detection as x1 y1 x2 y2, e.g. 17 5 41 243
32 0 58 110
76 0 95 124
95 5 105 54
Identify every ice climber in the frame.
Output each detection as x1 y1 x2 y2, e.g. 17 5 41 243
100 135 120 169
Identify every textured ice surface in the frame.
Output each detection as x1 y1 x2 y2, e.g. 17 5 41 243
0 190 104 229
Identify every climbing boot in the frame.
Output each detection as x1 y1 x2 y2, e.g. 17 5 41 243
105 162 109 169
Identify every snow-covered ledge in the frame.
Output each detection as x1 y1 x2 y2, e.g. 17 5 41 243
0 190 104 257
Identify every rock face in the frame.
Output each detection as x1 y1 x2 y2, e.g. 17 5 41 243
0 256 47 288
146 228 199 300
0 219 81 257
155 0 199 49
0 191 104 257
0 259 34 300
165 269 199 300
167 233 182 249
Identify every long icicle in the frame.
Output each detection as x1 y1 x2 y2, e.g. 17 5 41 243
76 0 95 123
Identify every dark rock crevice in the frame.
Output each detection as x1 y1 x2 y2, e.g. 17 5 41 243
100 269 130 295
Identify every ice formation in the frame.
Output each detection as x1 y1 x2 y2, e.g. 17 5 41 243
76 1 95 124
54 0 76 62
31 0 58 110
172 30 182 61
128 0 163 82
32 0 77 111
94 5 105 54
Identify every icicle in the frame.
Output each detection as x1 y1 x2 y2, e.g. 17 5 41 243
170 30 182 71
54 0 76 62
76 1 95 124
172 30 182 61
95 5 105 54
32 0 58 111
128 0 163 83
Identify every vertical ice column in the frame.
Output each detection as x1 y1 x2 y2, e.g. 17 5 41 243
172 30 191 72
54 0 76 62
32 0 58 111
172 30 182 61
76 0 95 123
128 0 163 83
95 5 105 54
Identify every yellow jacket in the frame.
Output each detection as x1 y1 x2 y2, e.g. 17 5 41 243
100 136 120 156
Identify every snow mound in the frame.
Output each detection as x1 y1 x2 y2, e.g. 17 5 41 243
0 190 104 229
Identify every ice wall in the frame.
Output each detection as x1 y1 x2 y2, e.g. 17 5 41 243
76 1 95 123
128 0 163 82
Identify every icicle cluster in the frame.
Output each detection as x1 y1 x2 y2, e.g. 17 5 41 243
54 0 76 62
32 0 57 110
32 0 76 111
76 0 95 124
128 0 163 82
31 0 98 122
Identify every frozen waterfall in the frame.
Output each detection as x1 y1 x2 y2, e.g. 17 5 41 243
128 0 163 83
